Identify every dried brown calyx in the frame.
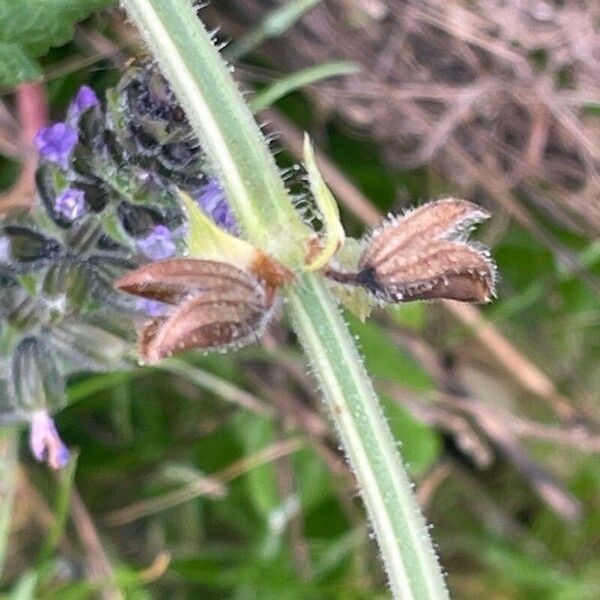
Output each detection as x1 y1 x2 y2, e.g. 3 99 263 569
325 198 496 304
114 254 293 363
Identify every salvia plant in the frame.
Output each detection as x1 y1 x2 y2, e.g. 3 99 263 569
0 64 236 468
0 1 498 598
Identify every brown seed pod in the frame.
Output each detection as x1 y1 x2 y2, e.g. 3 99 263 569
326 198 496 304
114 257 288 363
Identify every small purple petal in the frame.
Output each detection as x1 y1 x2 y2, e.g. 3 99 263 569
0 237 10 262
136 225 177 260
29 410 70 470
54 188 86 220
136 298 170 317
67 85 99 123
34 122 78 169
194 179 237 233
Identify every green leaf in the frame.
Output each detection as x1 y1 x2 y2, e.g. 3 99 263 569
387 303 426 331
0 0 115 86
0 0 115 52
37 453 78 565
251 61 360 112
292 447 331 511
233 413 280 519
179 190 259 268
0 43 40 86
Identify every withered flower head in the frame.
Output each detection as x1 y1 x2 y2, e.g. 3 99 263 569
115 256 292 363
327 198 496 304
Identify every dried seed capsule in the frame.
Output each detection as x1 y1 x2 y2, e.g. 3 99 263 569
326 198 496 304
357 240 494 303
115 258 286 363
115 258 266 305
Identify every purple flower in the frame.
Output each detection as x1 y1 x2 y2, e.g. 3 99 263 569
136 225 177 260
55 188 86 220
29 410 70 470
34 122 78 169
136 298 170 317
67 85 99 123
195 179 237 233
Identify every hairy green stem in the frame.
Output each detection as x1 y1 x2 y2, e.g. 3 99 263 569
121 0 309 263
289 274 448 598
121 0 449 597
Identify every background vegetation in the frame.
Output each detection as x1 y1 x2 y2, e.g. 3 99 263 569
0 1 599 598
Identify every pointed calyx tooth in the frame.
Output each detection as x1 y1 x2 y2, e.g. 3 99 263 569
364 240 496 303
324 198 496 305
359 198 490 271
114 257 283 363
139 287 272 363
114 258 265 305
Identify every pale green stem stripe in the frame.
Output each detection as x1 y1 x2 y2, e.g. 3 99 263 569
122 1 449 597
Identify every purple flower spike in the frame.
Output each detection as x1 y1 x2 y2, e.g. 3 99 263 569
136 298 170 317
29 410 70 470
55 188 86 220
67 85 99 123
195 179 237 233
34 122 78 169
136 225 177 261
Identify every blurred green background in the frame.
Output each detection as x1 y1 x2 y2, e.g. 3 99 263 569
1 1 599 598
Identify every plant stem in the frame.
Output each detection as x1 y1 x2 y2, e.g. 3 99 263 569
289 274 449 598
121 0 309 264
121 0 449 596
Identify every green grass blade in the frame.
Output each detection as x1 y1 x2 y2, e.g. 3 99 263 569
250 61 359 112
227 0 322 60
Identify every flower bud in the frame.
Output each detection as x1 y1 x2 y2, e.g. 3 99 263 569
11 337 66 414
54 188 86 221
0 225 62 273
29 410 70 470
